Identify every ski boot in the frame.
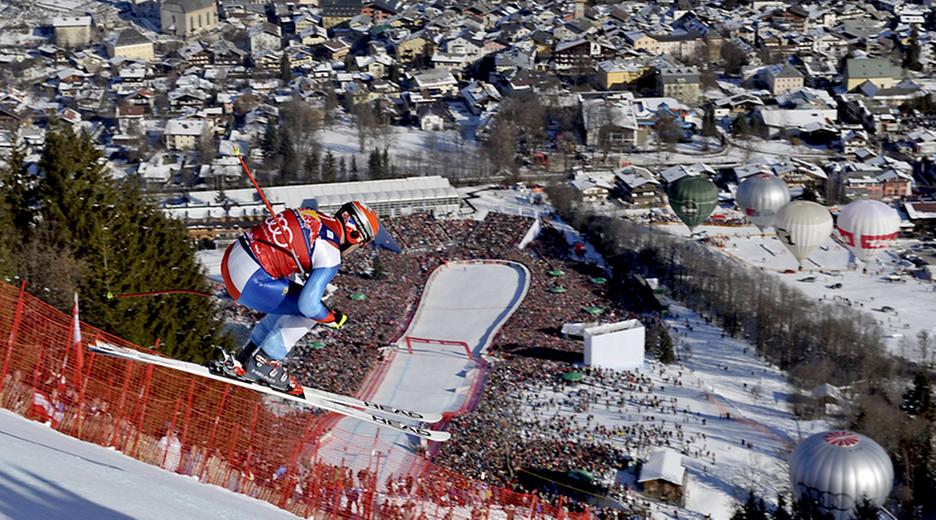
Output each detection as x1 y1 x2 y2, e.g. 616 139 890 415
241 349 305 398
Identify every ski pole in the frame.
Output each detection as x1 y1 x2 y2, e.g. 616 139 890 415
232 145 277 219
231 146 307 278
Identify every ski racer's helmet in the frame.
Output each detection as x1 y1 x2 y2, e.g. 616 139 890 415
335 200 400 253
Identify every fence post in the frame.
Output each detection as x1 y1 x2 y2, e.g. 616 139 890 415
0 280 27 392
179 379 196 449
160 398 182 471
277 414 317 508
73 350 95 437
201 385 230 482
110 361 135 448
131 364 155 458
240 401 261 494
362 451 383 520
30 343 44 392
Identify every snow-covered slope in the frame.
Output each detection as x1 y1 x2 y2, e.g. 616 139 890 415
0 409 298 520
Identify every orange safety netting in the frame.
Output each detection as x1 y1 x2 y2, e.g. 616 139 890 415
0 281 589 519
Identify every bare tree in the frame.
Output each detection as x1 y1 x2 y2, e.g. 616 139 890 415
198 123 215 164
353 101 377 154
918 330 931 366
719 41 747 76
484 118 518 174
282 97 323 157
654 112 683 153
233 92 259 117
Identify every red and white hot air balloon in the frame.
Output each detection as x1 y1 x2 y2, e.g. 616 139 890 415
835 200 900 263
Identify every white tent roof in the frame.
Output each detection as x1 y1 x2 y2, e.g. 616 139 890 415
638 448 685 486
173 176 457 209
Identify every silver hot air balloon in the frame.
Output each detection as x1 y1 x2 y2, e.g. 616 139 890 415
736 173 790 231
789 431 894 520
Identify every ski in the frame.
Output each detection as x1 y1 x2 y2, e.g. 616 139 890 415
88 342 450 442
299 385 443 424
211 348 442 424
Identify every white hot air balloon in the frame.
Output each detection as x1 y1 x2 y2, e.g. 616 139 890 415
736 173 790 231
774 200 833 267
789 431 894 520
835 200 900 263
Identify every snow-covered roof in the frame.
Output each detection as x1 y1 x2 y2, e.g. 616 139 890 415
52 16 91 27
759 108 836 130
638 448 685 486
904 201 936 220
585 319 643 337
170 176 459 216
582 97 638 131
165 119 204 136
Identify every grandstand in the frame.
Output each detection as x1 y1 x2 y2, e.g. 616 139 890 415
162 176 462 239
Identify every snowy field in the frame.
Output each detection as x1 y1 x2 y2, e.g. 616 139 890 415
658 223 936 361
616 136 832 168
517 302 829 519
196 248 226 284
317 261 529 479
317 119 483 177
0 409 298 520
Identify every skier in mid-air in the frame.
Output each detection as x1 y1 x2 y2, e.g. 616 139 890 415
212 200 399 396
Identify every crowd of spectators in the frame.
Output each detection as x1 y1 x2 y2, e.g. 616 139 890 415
206 210 671 517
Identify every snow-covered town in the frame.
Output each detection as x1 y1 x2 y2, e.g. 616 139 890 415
0 0 936 519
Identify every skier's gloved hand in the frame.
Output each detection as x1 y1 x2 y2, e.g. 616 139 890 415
322 310 348 330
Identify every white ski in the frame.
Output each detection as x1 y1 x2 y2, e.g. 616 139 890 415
88 342 450 442
299 384 443 424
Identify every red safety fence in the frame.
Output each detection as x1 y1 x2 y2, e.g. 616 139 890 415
0 280 590 519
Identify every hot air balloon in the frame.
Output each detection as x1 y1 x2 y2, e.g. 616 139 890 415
736 173 790 231
667 176 718 234
835 200 900 263
774 200 833 266
789 431 893 520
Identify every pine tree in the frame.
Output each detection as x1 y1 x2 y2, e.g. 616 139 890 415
851 497 878 520
278 129 299 183
339 156 347 179
792 495 833 520
659 327 676 364
733 491 769 520
262 120 280 163
321 150 337 182
702 104 718 138
0 144 32 276
36 127 225 362
0 163 18 277
773 495 793 520
368 149 383 178
382 148 391 178
902 371 933 417
350 155 358 176
279 52 292 84
1 144 36 234
324 85 339 125
733 114 752 137
303 152 320 181
905 26 923 71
